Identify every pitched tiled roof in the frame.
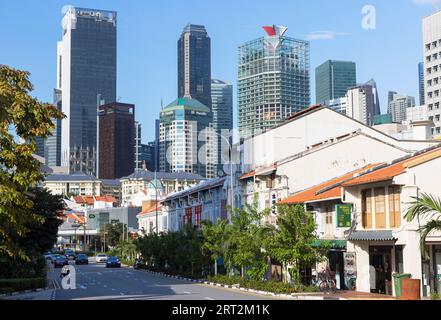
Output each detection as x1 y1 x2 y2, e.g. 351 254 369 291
342 146 441 187
239 164 278 180
73 195 117 205
278 164 381 205
138 204 163 216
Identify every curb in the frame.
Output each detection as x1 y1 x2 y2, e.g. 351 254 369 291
135 269 347 300
0 286 50 297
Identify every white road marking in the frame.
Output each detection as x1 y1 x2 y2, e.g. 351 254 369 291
184 291 192 294
205 297 215 300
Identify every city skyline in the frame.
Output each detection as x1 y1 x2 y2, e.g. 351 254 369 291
0 0 438 142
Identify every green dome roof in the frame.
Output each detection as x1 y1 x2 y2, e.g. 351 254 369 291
163 96 210 113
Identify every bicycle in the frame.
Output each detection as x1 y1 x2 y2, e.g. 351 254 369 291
312 268 337 293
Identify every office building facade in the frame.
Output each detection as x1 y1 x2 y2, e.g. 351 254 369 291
159 97 215 178
98 102 135 179
387 93 416 123
315 60 356 104
346 84 377 126
238 25 310 139
58 7 117 175
45 89 63 166
423 11 441 136
211 79 233 175
178 24 212 109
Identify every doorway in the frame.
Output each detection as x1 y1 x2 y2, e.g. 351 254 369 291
369 246 393 294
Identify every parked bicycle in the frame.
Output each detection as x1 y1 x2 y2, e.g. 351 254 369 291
312 266 337 293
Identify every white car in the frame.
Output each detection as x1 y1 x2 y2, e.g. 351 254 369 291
95 254 108 263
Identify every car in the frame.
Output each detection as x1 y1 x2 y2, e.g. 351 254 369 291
106 256 121 268
95 254 108 263
75 254 89 265
44 253 55 262
53 255 69 268
64 250 77 260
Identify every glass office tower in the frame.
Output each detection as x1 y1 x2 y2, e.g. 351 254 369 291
59 7 117 175
211 79 233 175
238 25 310 139
315 60 356 104
178 24 212 109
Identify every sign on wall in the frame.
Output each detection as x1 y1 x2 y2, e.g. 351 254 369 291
336 204 352 228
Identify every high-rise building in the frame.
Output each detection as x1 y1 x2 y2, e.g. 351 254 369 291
315 60 356 104
346 85 377 126
423 11 441 136
159 97 215 178
58 7 117 175
323 97 348 115
45 89 63 166
419 62 425 106
178 24 212 109
238 25 310 139
387 92 416 123
134 121 142 171
98 102 135 179
365 79 381 116
211 79 233 175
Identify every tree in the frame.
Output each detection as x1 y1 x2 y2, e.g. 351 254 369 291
265 204 325 284
0 188 65 278
0 65 64 260
405 193 441 254
201 219 230 276
102 222 125 248
227 197 271 279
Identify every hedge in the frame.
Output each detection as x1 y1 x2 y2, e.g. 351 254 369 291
0 277 47 294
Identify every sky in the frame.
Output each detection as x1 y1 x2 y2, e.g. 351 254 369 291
0 0 439 142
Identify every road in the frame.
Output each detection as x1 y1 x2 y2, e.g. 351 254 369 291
45 259 276 300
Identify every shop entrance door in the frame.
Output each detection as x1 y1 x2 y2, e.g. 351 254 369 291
369 246 393 295
435 247 441 294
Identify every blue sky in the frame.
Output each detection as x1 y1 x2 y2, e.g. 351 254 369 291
0 0 438 141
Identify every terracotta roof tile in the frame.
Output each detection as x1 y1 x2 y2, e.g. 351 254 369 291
278 164 381 205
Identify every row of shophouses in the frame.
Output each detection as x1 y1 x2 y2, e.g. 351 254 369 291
49 105 441 298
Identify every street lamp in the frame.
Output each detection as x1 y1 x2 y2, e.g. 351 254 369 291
146 171 160 235
211 131 235 213
71 223 81 252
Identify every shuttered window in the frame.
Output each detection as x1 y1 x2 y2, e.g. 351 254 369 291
388 186 401 228
362 189 372 229
375 188 386 229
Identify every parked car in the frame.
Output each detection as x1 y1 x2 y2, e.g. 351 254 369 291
64 250 76 260
95 254 108 263
75 254 89 265
44 253 55 262
106 256 121 268
53 255 69 268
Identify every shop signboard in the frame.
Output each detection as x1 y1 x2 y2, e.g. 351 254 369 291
336 204 352 228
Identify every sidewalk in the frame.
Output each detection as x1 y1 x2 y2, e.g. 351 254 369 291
327 290 397 300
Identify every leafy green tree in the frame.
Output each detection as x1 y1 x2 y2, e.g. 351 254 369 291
227 197 271 279
0 65 64 260
114 240 138 263
102 222 126 248
265 204 325 284
201 219 230 276
0 188 64 278
405 193 441 253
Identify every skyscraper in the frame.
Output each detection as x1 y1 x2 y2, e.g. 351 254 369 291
238 25 310 139
98 102 135 179
315 60 356 104
211 79 233 175
159 97 215 178
387 93 416 123
45 89 63 166
365 79 381 116
134 121 143 170
346 84 377 126
423 11 441 136
58 7 117 175
419 62 425 106
178 24 212 109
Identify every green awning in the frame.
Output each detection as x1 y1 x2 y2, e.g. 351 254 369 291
311 240 347 249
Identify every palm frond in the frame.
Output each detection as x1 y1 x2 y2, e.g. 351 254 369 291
405 193 441 222
418 220 441 253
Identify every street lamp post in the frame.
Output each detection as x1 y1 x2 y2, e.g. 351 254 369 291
72 223 81 252
211 131 235 213
146 171 159 235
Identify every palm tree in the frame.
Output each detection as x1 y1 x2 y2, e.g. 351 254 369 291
405 193 441 253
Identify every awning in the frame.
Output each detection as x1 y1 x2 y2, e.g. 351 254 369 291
347 230 396 241
311 240 347 249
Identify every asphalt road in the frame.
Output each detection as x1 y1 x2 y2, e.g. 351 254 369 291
48 259 275 300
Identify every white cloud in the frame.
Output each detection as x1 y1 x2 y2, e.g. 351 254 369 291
305 31 351 41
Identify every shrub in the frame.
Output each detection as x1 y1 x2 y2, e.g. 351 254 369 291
430 292 441 300
0 278 47 293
